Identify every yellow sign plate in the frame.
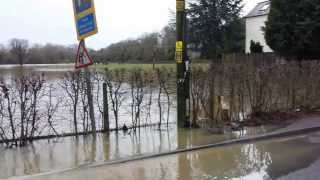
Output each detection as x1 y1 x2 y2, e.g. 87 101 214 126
176 51 183 64
176 41 183 51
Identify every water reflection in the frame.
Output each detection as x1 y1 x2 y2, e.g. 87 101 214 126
19 132 320 180
0 124 280 179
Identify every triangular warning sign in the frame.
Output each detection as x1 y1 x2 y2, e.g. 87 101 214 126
75 40 94 69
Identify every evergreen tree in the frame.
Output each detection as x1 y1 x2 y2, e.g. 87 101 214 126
265 0 320 59
188 0 244 59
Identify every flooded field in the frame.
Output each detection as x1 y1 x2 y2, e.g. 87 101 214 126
0 64 177 137
11 131 320 180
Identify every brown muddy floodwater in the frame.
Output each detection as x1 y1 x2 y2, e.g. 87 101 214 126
0 124 281 179
0 64 179 133
2 65 319 180
11 131 320 180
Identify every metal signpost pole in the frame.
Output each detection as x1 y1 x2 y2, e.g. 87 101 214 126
72 0 98 133
85 67 96 133
82 41 96 133
176 0 189 128
103 82 110 132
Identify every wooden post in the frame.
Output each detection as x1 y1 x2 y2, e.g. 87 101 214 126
176 0 189 128
153 47 156 70
103 82 110 132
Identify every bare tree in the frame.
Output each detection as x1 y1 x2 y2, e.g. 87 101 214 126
105 68 126 131
80 78 90 133
155 69 163 128
29 74 45 139
9 39 29 65
0 44 6 64
144 71 155 124
155 68 173 128
44 84 60 136
129 69 145 131
92 71 104 120
15 76 31 146
162 69 173 127
0 80 17 146
13 74 45 145
190 68 204 127
0 74 46 146
0 81 9 146
60 71 81 135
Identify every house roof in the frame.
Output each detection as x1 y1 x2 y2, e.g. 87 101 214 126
245 0 271 18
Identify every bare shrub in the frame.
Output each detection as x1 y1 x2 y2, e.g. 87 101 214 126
0 74 45 146
190 67 208 127
155 68 173 128
129 69 146 131
104 68 126 131
60 71 81 135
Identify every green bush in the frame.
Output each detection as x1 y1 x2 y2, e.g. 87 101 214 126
250 40 263 53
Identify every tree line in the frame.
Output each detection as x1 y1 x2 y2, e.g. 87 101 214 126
93 26 176 63
3 0 319 64
0 39 77 65
0 25 176 65
0 0 246 65
0 28 176 65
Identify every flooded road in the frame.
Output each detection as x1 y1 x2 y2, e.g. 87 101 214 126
10 131 320 180
0 124 281 179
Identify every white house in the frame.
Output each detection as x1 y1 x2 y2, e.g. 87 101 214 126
245 1 273 53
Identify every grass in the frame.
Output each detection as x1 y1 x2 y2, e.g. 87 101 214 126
94 62 209 72
94 63 175 71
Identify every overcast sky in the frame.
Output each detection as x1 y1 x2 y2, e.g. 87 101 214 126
0 0 264 50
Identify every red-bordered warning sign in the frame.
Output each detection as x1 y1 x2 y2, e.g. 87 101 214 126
75 40 94 69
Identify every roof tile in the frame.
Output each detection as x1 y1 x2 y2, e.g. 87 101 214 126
245 0 270 18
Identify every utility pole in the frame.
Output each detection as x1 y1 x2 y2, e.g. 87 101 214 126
176 0 190 128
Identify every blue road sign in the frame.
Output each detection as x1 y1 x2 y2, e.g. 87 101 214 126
77 14 96 36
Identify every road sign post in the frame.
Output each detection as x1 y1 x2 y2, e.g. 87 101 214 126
72 0 98 133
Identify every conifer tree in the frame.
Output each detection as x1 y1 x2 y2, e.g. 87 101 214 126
265 0 320 59
188 0 244 59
